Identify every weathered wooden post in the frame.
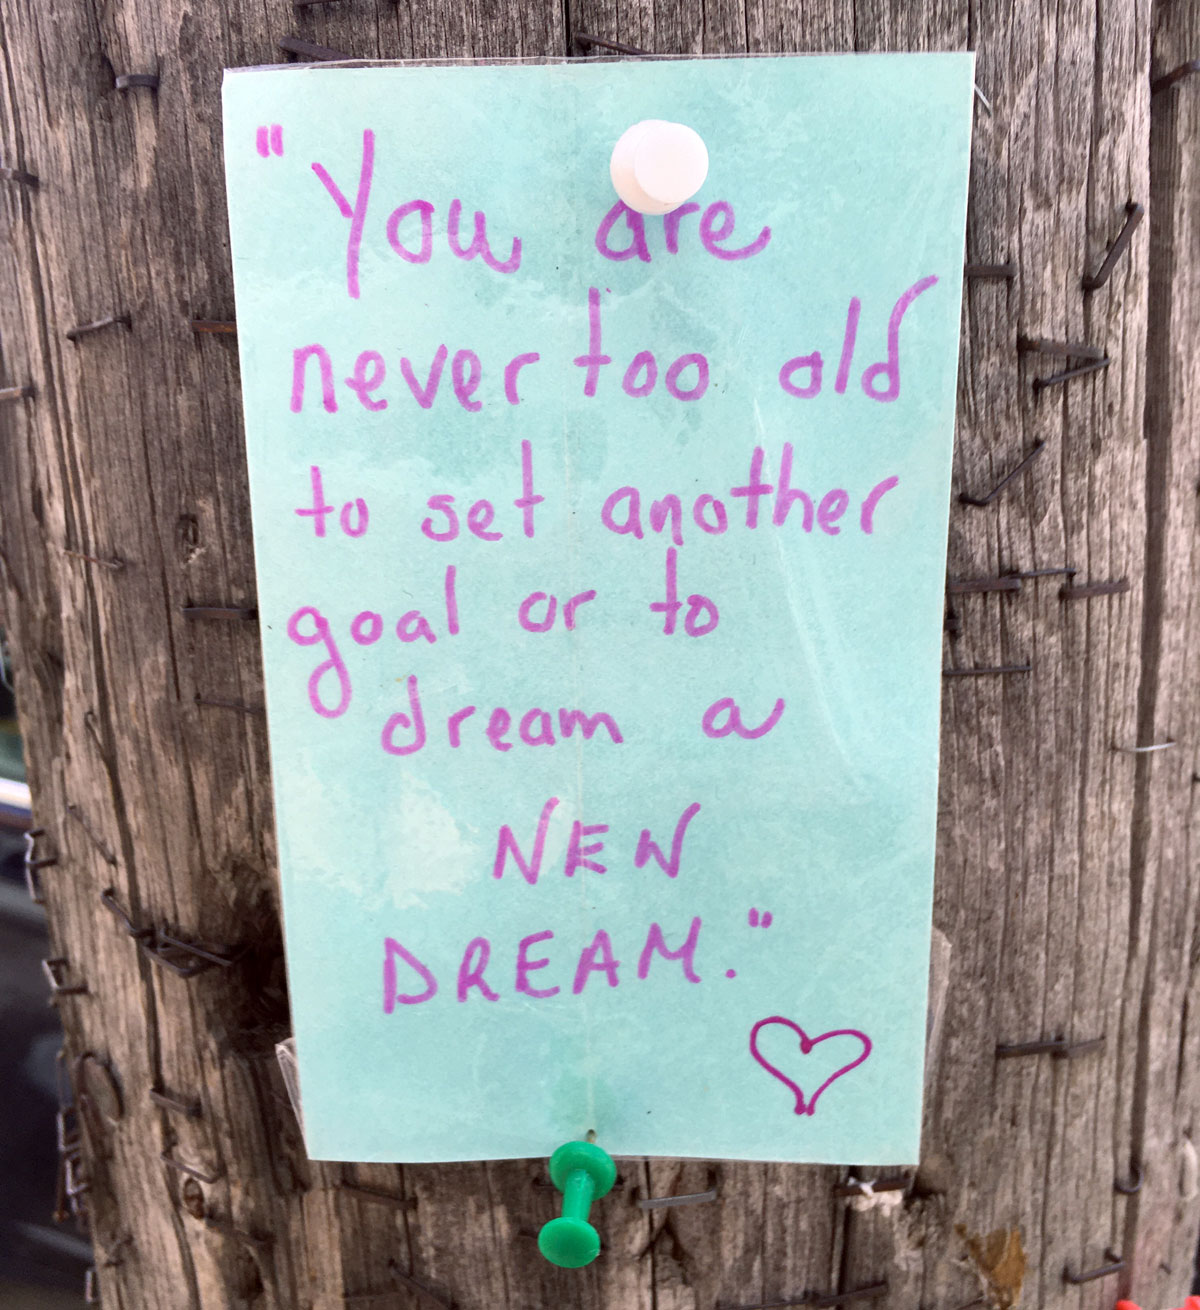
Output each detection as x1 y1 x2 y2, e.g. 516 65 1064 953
0 2 1197 1307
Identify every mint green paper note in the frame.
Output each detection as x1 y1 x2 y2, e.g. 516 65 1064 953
222 54 973 1164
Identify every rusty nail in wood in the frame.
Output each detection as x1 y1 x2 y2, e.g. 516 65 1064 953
1006 566 1077 580
191 319 236 334
1115 740 1176 754
181 605 258 620
63 1166 89 1213
1033 357 1111 391
62 548 125 571
193 695 266 715
1151 59 1200 95
64 1153 91 1199
277 34 352 61
1115 1163 1144 1194
53 1165 70 1224
104 905 235 979
56 1107 81 1152
996 1035 1105 1059
0 384 35 402
25 827 58 903
943 663 1031 677
832 1175 909 1198
114 73 159 90
42 958 89 997
640 1187 718 1210
0 166 39 188
66 314 131 342
958 441 1047 507
946 576 1022 596
61 1158 85 1208
1064 1250 1125 1284
1060 578 1130 599
811 1289 888 1309
964 262 1015 280
54 1161 75 1211
340 1180 418 1210
28 838 57 865
1083 201 1145 291
143 941 231 978
66 803 118 866
155 929 241 968
1017 336 1106 360
100 887 150 938
76 1053 124 1124
150 1087 203 1118
572 31 649 56
719 1282 888 1310
160 1150 221 1185
139 925 241 976
388 1260 455 1310
25 865 45 904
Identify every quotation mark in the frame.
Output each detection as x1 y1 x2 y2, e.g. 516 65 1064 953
256 125 284 158
727 907 774 980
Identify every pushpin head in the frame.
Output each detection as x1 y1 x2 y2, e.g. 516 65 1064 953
537 1140 617 1268
538 1215 601 1269
610 120 709 215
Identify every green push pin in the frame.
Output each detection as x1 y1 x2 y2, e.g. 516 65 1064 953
537 1140 617 1268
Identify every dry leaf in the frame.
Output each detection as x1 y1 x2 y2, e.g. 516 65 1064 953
955 1223 1027 1309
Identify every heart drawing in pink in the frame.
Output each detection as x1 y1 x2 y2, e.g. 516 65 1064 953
749 1017 872 1116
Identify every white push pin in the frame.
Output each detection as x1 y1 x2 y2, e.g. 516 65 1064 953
610 120 709 216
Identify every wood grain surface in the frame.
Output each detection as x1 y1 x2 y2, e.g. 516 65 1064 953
0 1 1197 1306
